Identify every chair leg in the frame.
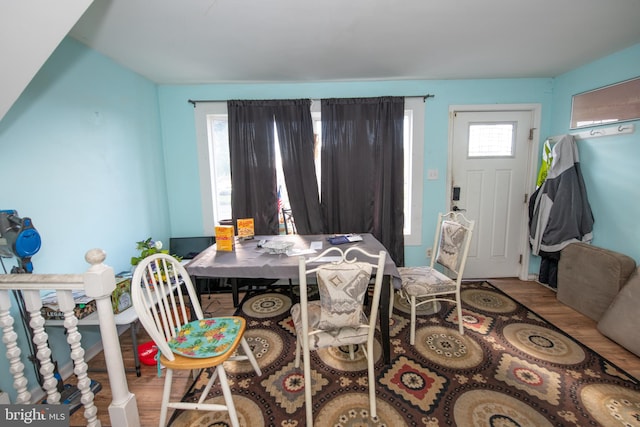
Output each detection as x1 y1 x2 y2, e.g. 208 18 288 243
389 284 395 317
457 298 464 335
217 365 240 427
294 338 301 368
410 295 417 345
198 366 220 404
367 342 377 419
288 278 294 301
159 368 173 427
303 347 314 427
191 368 201 380
240 337 262 376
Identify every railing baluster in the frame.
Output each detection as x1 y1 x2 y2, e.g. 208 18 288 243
57 289 100 426
0 290 30 403
22 289 61 405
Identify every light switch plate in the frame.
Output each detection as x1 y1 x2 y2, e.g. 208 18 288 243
427 169 439 180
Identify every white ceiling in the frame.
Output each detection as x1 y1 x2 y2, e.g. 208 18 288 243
65 0 640 84
0 0 93 121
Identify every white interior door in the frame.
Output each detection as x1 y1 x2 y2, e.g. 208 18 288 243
451 108 536 279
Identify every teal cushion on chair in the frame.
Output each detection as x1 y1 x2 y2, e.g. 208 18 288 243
168 317 242 358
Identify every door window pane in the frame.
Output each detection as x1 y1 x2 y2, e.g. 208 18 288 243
468 123 515 157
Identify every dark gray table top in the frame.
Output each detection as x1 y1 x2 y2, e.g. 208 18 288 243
185 233 400 287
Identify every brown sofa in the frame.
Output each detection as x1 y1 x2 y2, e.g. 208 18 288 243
557 242 639 357
557 242 636 322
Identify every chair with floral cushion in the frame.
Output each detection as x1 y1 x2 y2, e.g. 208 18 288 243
290 246 387 427
398 212 475 344
131 253 262 427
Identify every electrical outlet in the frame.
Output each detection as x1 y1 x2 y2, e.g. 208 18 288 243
426 248 432 258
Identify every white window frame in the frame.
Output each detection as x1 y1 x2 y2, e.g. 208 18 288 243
194 102 226 235
193 98 424 245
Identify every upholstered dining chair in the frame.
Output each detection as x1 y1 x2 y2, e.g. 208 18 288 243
398 211 475 344
290 246 387 427
131 253 262 427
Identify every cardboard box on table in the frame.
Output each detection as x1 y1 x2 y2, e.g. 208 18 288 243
215 225 235 251
112 276 133 314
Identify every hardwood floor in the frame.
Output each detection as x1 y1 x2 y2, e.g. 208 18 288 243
70 279 640 426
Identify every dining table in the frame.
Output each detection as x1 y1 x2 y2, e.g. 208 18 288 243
185 233 401 365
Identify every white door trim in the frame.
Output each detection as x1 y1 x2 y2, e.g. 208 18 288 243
448 104 541 281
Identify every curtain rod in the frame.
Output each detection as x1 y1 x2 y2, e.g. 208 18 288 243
187 94 435 107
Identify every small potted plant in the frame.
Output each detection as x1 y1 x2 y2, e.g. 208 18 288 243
130 238 181 286
130 237 169 267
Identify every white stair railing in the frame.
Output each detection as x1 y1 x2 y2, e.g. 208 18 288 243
0 249 140 427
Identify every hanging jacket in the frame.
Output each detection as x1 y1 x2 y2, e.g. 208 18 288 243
529 134 594 255
536 138 553 188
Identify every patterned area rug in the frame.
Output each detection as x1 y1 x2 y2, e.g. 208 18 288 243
168 281 640 426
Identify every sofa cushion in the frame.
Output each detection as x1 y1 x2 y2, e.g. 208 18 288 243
597 268 640 357
557 243 636 321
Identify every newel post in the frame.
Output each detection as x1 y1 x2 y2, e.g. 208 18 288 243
83 249 140 427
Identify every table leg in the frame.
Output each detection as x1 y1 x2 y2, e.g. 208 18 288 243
130 321 141 377
380 276 391 365
231 278 239 307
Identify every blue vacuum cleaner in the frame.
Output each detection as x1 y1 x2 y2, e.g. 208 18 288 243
0 210 101 412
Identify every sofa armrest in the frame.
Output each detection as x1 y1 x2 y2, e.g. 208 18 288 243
597 268 640 357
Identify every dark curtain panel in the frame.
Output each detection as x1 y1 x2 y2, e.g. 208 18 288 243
228 100 278 235
273 100 325 234
321 96 405 265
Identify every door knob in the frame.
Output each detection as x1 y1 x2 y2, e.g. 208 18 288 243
452 205 466 212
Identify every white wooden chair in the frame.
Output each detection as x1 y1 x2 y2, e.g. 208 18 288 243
398 212 475 344
131 253 262 427
290 246 387 427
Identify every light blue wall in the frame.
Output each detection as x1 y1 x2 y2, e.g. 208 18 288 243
1 38 170 274
158 78 554 267
0 37 168 400
549 43 640 263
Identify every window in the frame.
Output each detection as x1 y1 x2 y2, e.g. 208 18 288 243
468 122 515 157
194 98 424 244
205 114 291 231
208 114 231 221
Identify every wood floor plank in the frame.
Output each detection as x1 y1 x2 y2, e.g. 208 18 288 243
69 280 640 426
